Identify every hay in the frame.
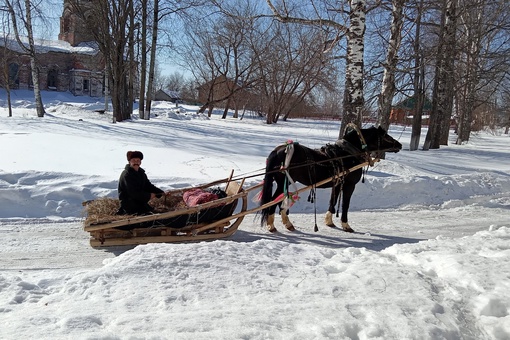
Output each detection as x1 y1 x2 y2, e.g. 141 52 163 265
84 191 186 225
151 191 187 213
84 197 125 225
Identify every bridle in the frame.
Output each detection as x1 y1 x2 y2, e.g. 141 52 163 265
343 123 374 166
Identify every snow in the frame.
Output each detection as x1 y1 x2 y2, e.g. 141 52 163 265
1 89 509 340
0 35 99 55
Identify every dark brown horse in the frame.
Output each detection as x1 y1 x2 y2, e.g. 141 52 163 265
259 124 402 232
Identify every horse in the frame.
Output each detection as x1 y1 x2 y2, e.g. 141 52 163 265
259 124 402 233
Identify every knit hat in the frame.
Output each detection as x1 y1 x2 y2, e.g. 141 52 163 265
127 151 144 161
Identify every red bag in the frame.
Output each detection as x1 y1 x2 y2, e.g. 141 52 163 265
183 189 219 206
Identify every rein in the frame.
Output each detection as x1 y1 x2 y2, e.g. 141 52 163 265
227 146 396 184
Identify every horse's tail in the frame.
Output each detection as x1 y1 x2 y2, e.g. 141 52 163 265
259 151 278 227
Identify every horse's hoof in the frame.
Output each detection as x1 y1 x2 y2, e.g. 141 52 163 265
280 211 294 231
341 222 354 233
267 225 277 233
324 211 336 228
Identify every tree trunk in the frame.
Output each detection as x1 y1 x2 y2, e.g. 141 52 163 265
221 97 231 119
410 64 426 151
139 0 148 119
457 81 476 144
127 0 135 116
104 68 109 113
7 0 46 117
424 0 456 150
339 0 366 138
410 0 424 151
24 1 45 117
145 0 159 119
376 0 405 134
110 53 131 122
438 0 457 145
5 84 13 117
455 0 485 145
29 59 45 117
2 63 13 117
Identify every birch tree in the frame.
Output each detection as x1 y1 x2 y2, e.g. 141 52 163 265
5 0 45 117
376 0 406 133
1 8 14 117
423 0 456 150
340 0 366 136
409 0 425 151
454 0 510 144
138 0 148 119
144 0 159 119
265 0 366 135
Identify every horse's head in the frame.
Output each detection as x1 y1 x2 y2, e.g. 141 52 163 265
361 126 402 153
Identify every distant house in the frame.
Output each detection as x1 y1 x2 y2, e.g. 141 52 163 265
390 95 433 125
0 0 105 97
196 75 259 115
153 89 181 103
197 75 239 108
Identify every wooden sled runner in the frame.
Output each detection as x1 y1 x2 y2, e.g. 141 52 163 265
84 174 248 247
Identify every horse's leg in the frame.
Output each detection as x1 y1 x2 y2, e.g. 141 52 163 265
266 176 285 232
266 203 279 233
339 182 356 233
280 209 295 231
267 213 276 232
325 184 341 228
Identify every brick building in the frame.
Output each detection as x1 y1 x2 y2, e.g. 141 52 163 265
390 95 433 125
0 0 105 97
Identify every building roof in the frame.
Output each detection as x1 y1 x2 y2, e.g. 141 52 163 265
393 95 433 111
0 35 99 55
155 89 180 98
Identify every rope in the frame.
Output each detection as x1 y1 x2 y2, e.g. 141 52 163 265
303 147 318 232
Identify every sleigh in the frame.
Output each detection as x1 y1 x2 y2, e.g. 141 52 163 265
84 155 382 247
83 172 248 247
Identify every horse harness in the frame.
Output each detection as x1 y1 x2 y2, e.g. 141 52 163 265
277 123 373 209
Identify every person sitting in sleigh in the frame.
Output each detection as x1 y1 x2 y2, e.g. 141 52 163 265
117 150 164 215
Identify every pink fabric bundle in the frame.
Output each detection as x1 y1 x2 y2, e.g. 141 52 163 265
183 189 219 207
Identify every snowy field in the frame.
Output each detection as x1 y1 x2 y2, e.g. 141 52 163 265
0 89 509 340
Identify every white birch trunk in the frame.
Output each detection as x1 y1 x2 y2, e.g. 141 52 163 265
376 0 405 132
23 0 44 117
340 0 366 137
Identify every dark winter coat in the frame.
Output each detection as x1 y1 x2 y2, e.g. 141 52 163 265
118 164 164 215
